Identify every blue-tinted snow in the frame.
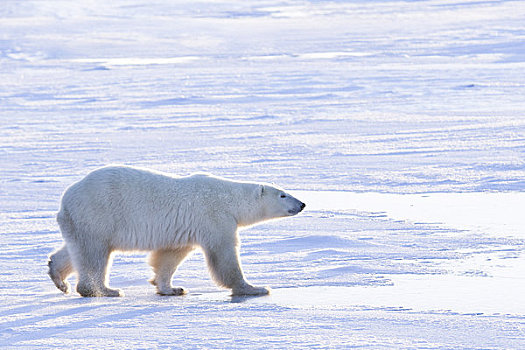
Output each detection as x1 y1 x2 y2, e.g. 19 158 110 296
1 0 524 349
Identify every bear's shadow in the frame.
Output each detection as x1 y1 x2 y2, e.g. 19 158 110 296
229 294 270 304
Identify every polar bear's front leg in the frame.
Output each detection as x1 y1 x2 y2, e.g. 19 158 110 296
203 239 270 296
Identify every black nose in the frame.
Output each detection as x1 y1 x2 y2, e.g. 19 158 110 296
300 202 306 211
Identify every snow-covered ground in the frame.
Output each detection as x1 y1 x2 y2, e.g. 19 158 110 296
1 0 524 348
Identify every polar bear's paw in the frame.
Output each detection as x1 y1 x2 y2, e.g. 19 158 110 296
48 255 71 294
156 287 187 296
77 284 123 297
232 285 271 296
48 268 71 294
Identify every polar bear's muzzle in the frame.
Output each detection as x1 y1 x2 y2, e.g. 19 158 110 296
288 201 306 215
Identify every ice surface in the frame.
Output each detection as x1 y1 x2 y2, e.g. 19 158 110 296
1 0 525 349
296 191 525 238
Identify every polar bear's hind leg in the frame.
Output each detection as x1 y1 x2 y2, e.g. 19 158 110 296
149 246 194 295
48 245 74 294
68 239 122 297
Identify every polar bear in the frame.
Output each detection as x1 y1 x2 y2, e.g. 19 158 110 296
48 165 305 297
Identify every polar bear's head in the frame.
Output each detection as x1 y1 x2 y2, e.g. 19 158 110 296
257 184 305 221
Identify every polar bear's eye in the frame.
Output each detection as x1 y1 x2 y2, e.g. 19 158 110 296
280 194 286 198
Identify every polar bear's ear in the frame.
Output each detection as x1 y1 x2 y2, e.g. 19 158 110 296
258 184 265 197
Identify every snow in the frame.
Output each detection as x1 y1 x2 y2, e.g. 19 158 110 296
1 0 525 348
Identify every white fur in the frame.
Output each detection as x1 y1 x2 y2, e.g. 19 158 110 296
48 165 305 297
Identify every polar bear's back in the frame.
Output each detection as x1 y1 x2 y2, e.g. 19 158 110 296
63 165 181 211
